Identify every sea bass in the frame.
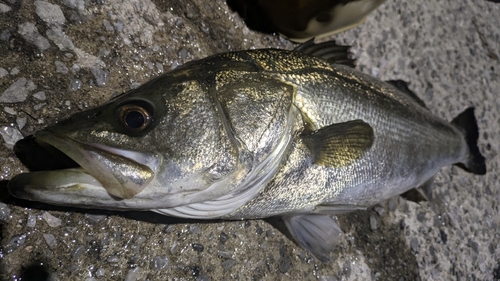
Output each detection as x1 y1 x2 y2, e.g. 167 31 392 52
8 41 486 261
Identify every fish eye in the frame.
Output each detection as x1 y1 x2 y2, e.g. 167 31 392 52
117 102 153 131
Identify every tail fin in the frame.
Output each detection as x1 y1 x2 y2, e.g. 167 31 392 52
452 107 486 175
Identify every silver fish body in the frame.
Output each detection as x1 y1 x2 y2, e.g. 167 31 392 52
8 41 486 261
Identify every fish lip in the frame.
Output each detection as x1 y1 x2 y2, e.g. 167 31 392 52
32 131 155 199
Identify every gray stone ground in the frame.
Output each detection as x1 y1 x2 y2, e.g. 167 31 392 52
0 0 499 280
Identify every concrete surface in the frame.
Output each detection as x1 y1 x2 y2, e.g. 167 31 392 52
0 0 499 280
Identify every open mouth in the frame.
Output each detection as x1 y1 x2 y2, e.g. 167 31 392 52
8 131 155 203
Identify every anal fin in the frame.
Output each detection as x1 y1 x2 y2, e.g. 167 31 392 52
283 214 343 262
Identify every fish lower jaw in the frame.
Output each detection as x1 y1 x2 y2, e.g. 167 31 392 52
8 169 165 210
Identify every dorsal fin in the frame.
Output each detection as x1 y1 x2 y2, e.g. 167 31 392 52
386 80 427 108
294 39 356 67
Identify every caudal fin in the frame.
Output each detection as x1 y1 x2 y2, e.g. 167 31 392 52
452 107 486 175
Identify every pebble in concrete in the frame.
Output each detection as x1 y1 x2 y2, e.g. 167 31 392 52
370 215 378 230
33 91 47 100
124 268 140 281
43 233 57 248
0 30 11 41
0 202 11 220
0 3 12 13
107 255 120 263
85 214 107 223
46 28 74 50
90 65 109 87
34 1 66 26
42 212 62 227
0 126 24 149
6 234 26 253
54 61 69 74
64 0 85 11
72 245 85 259
0 77 37 103
102 19 114 32
26 214 37 227
221 259 235 271
16 116 27 129
4 107 16 115
17 22 51 51
69 78 82 91
151 256 169 270
95 268 105 277
0 67 8 78
192 243 204 252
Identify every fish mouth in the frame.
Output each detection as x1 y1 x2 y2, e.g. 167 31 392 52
8 131 155 206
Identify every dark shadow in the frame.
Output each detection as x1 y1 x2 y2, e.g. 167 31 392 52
264 216 295 244
493 261 500 280
13 136 79 172
226 0 275 35
0 180 10 203
19 263 51 281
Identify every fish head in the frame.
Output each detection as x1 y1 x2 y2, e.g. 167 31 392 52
8 73 245 210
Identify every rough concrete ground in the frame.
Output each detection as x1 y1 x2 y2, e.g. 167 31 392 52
0 0 499 280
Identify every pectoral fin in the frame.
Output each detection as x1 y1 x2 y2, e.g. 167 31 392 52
303 120 374 168
283 214 343 262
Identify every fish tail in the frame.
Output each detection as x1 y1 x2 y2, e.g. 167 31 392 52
452 107 486 175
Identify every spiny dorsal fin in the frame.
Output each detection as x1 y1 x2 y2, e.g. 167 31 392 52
386 80 427 108
303 120 374 168
294 39 356 67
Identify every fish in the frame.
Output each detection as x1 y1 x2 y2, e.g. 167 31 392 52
7 40 486 261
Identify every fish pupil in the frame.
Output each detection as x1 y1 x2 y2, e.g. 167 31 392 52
117 101 154 133
125 110 146 129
